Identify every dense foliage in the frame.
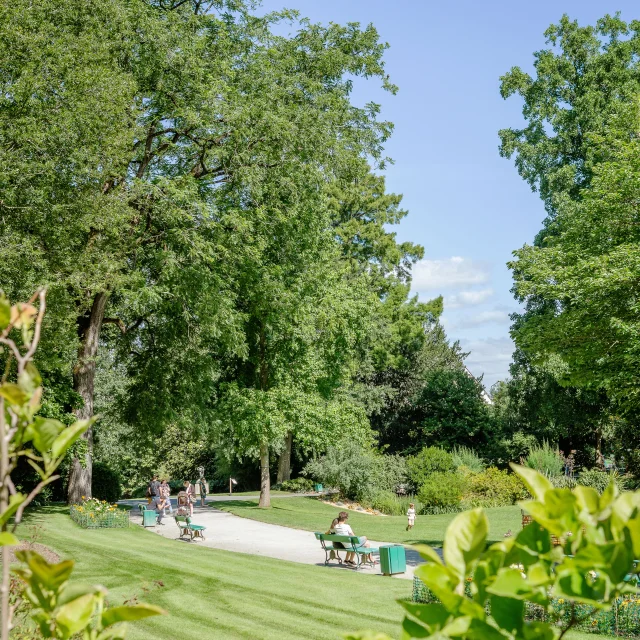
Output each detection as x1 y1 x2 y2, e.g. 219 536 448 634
502 14 640 470
352 466 640 640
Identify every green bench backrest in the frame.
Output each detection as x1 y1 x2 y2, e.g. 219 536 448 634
314 532 363 545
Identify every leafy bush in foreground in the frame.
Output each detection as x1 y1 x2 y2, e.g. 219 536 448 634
349 465 640 640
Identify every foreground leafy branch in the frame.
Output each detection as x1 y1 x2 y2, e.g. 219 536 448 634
0 291 164 639
349 465 640 639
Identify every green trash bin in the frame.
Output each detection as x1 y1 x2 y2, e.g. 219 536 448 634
314 483 323 492
379 544 406 576
140 505 157 527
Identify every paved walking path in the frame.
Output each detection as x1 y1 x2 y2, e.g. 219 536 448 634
125 500 426 580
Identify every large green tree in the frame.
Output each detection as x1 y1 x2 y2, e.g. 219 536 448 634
501 14 640 416
510 134 640 411
0 0 397 501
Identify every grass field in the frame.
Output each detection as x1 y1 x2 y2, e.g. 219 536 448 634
15 505 615 640
19 506 409 640
217 497 523 545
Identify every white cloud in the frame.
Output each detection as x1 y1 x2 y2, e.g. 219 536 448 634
444 288 494 309
462 337 514 389
456 309 511 329
411 256 491 291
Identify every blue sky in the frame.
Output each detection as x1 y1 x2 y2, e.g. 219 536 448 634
262 0 637 389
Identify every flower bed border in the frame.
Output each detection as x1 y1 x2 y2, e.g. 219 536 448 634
70 505 129 529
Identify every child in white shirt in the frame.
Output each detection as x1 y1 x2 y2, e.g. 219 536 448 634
406 503 416 531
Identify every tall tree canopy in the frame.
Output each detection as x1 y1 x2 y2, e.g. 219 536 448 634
0 0 398 502
501 14 640 416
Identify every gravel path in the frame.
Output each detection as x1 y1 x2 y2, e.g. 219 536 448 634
126 501 426 580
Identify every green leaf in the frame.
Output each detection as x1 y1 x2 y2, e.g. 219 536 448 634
515 521 551 557
18 364 41 395
554 570 609 607
400 617 431 639
30 417 66 454
399 601 450 631
490 595 524 634
0 295 10 329
574 486 600 514
0 532 19 546
56 593 96 637
414 563 460 610
0 492 26 526
57 583 103 607
443 508 488 582
413 544 443 566
487 568 546 605
51 419 92 459
0 383 28 407
599 481 618 511
101 604 166 628
510 464 552 501
16 550 75 590
521 621 556 639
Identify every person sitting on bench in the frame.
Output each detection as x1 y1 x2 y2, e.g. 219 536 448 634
331 511 374 566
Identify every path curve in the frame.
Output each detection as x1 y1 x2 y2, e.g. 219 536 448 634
126 501 425 580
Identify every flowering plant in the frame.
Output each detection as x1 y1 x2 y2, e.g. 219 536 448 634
70 497 128 529
75 497 119 515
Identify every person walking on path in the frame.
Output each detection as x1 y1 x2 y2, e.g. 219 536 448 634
197 467 208 508
183 480 195 517
159 479 172 515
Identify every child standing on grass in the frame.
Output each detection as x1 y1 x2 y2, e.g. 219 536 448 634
406 503 416 531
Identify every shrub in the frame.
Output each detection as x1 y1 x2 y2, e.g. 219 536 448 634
368 491 420 516
579 468 629 494
462 467 526 508
92 462 122 503
377 454 409 494
525 441 564 476
407 447 455 488
451 446 485 473
303 443 406 503
275 477 314 493
417 471 466 512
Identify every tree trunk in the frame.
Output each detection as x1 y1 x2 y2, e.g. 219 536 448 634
595 426 604 469
276 431 293 484
258 441 271 508
67 292 107 504
1 396 11 640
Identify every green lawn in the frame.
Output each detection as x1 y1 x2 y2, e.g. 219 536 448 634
210 490 295 497
19 506 409 640
16 505 615 640
217 497 522 546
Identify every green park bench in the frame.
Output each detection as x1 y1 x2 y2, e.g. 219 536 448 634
314 532 378 569
175 515 206 541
